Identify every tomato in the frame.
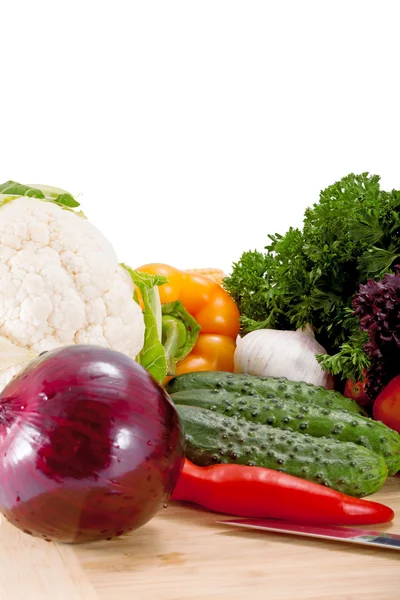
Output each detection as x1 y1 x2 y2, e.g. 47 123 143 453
344 371 373 408
136 263 183 304
373 375 400 433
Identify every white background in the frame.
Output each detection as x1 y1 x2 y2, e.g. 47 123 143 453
1 1 399 274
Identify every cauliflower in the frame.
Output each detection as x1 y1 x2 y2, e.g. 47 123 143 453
0 190 145 389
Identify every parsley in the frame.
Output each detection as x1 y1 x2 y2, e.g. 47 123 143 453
224 172 400 382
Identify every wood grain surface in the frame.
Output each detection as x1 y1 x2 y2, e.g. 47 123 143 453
1 478 400 600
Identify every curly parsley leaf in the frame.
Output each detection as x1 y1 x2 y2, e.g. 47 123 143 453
223 172 400 382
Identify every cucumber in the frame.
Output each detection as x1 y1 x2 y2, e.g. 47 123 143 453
177 405 388 497
166 371 365 415
171 388 400 476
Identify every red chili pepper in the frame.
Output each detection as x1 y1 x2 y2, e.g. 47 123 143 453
171 459 394 526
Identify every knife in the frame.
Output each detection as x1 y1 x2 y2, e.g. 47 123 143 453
217 518 400 551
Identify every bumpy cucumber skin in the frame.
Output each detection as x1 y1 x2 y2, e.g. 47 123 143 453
171 389 400 476
166 371 365 415
177 405 388 497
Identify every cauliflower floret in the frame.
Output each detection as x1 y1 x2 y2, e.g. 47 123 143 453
0 197 145 389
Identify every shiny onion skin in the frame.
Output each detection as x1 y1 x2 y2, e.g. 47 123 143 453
0 345 185 543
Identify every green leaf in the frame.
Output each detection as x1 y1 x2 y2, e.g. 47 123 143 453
53 193 80 208
122 265 168 382
0 181 81 210
0 181 45 198
315 330 370 381
128 269 167 289
359 245 400 278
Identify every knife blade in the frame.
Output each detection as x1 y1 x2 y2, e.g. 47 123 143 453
217 518 400 551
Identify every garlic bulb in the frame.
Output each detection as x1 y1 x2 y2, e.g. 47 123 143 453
234 327 334 389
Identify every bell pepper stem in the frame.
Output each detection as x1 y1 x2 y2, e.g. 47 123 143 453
161 301 201 376
162 315 188 376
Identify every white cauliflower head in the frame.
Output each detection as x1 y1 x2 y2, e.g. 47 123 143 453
0 196 145 388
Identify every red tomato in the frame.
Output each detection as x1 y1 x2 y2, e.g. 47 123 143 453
373 376 400 433
344 371 373 408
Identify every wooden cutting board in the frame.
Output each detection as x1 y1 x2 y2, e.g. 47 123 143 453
1 478 400 600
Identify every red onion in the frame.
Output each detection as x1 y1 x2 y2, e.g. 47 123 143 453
0 345 184 543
